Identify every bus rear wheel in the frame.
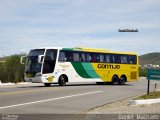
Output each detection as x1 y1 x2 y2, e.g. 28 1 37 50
59 75 67 86
119 76 126 85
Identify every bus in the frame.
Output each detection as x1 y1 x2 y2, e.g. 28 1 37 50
21 47 139 86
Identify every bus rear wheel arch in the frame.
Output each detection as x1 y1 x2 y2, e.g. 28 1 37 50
58 74 68 86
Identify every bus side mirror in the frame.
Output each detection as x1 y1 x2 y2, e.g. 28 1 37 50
38 55 44 63
20 56 26 64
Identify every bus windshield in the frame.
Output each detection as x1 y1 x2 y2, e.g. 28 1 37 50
25 49 45 75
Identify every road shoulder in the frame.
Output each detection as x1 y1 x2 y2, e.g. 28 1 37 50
84 96 160 114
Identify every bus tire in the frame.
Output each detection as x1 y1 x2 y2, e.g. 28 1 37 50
119 76 126 85
44 83 51 87
112 75 119 85
59 75 67 86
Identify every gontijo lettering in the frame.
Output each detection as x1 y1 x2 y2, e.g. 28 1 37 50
97 64 120 69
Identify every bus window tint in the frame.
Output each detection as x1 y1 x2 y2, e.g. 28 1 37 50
129 55 136 64
80 53 86 62
65 51 73 61
95 54 100 62
87 53 91 62
73 52 79 62
114 55 121 63
91 53 97 62
58 50 137 64
105 54 111 63
111 55 115 63
59 51 65 61
99 54 104 62
120 56 128 64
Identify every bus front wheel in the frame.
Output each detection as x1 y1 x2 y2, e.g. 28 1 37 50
59 75 67 86
112 75 119 85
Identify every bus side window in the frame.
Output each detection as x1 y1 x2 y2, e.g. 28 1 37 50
112 55 115 63
99 54 104 62
105 54 111 63
65 51 73 61
73 52 79 62
91 53 97 62
96 54 100 62
129 56 136 64
59 51 65 61
80 53 86 62
114 54 121 63
87 53 91 62
120 56 128 64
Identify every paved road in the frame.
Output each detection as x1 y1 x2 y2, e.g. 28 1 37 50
0 77 159 114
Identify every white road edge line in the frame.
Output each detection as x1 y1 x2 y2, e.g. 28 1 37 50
0 91 103 110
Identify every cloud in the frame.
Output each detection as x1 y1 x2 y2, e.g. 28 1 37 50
0 0 160 56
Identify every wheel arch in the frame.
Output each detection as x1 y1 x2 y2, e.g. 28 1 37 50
112 74 119 79
58 74 68 82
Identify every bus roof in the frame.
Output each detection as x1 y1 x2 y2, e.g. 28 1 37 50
33 47 137 55
63 47 138 55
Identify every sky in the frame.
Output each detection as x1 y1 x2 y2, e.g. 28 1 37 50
0 0 160 56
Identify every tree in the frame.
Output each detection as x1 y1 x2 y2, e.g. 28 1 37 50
139 67 147 77
0 62 7 83
0 55 25 83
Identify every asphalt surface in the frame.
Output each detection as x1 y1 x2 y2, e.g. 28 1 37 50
0 77 159 115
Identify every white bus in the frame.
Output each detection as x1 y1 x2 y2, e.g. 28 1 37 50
21 47 138 86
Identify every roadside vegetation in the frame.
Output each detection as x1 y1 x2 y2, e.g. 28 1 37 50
139 67 147 77
0 55 25 83
134 91 160 100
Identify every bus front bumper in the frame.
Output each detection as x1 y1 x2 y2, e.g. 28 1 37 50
24 77 42 83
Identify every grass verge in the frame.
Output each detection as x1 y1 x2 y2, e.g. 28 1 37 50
134 91 160 100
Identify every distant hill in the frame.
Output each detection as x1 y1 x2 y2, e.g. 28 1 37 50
139 52 160 65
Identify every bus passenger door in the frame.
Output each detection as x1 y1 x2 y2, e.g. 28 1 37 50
42 49 57 74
